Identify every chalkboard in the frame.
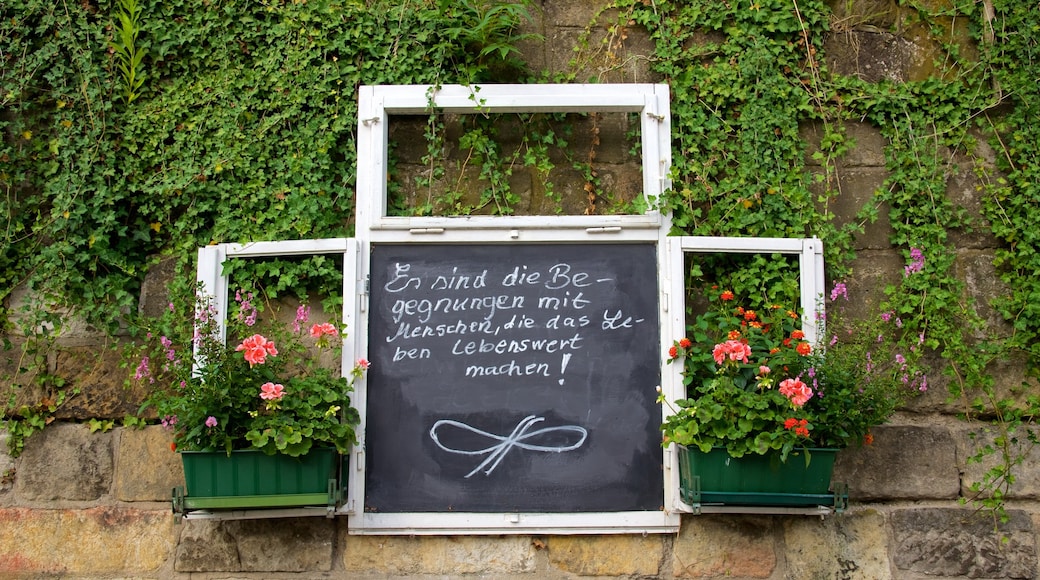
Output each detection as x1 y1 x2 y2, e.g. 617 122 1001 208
364 243 663 513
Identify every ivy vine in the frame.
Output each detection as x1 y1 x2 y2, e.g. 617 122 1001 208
0 0 534 453
619 0 1039 520
2 0 1039 525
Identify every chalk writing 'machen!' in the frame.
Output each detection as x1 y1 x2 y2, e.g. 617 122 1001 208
429 415 588 478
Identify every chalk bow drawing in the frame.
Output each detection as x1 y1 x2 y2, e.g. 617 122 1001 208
430 415 588 478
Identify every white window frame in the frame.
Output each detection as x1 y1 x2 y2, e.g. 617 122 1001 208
189 85 826 529
195 238 363 397
349 84 680 534
354 83 673 244
662 236 825 514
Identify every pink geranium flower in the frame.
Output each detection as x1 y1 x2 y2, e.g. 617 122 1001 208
779 378 813 407
310 323 339 349
259 382 285 401
712 339 752 365
309 322 338 338
236 334 278 367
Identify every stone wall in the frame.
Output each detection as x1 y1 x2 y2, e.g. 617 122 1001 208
2 421 1037 579
2 1 1038 578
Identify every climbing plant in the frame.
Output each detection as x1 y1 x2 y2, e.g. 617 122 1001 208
616 0 1039 520
0 0 535 453
969 0 1040 518
3 0 1039 522
620 0 854 306
0 0 534 331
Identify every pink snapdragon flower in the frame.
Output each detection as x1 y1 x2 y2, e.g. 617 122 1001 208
134 356 152 382
830 281 848 301
904 247 925 276
293 305 311 333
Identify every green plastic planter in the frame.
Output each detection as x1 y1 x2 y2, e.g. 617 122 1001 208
173 447 340 514
677 445 844 508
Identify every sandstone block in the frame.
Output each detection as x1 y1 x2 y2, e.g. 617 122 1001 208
801 120 888 168
176 517 335 573
891 508 1035 578
955 249 1015 336
671 515 776 578
958 425 1040 500
824 30 922 83
826 0 900 29
545 0 617 29
137 255 181 319
5 284 101 340
174 519 240 572
114 425 184 502
833 425 959 501
784 508 891 580
946 160 1001 251
807 166 893 250
0 507 174 576
342 534 536 575
557 112 639 165
842 250 904 313
53 345 150 420
547 534 662 576
233 517 336 572
906 351 1037 417
14 422 113 501
0 428 13 494
548 27 658 84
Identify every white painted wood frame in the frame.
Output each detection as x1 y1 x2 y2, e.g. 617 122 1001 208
195 238 363 397
349 84 680 534
354 83 672 243
189 85 826 531
661 236 825 514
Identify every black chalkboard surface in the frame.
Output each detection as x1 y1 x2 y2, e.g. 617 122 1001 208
364 243 663 513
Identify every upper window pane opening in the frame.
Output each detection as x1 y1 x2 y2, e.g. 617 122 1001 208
386 110 645 217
